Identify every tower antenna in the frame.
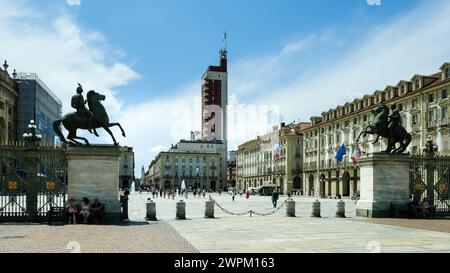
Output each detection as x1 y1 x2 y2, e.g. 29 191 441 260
222 31 227 51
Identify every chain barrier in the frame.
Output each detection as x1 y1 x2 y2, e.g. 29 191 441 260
210 197 290 217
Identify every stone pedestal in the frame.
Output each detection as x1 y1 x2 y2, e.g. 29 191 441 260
311 200 321 217
286 199 296 217
146 201 157 221
335 200 345 218
204 200 215 218
66 145 122 223
176 200 186 220
356 153 410 218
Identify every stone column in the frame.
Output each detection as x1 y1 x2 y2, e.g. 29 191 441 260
25 150 38 219
66 145 122 223
356 153 411 218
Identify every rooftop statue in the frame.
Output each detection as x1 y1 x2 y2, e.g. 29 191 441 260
356 102 411 153
53 84 126 146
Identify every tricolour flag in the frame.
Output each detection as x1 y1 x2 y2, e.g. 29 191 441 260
350 143 362 164
273 143 281 159
335 144 346 162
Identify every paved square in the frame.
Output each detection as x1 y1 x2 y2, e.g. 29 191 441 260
1 193 449 253
128 192 450 253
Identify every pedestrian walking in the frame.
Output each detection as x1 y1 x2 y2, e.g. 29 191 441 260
121 189 130 222
272 190 279 208
246 190 250 199
232 192 236 202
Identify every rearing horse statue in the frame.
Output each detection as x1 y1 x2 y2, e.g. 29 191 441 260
53 90 126 146
356 104 411 153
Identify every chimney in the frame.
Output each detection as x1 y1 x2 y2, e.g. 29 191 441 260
190 131 195 141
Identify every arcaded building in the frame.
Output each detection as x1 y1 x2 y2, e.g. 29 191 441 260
303 62 450 199
236 122 308 194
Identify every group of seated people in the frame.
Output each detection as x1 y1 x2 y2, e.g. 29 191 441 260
410 193 435 218
66 197 105 224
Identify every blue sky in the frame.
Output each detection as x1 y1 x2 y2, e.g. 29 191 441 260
70 0 420 104
2 0 450 176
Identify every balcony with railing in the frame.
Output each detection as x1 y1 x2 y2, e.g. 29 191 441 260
440 118 449 126
427 120 437 129
304 162 317 171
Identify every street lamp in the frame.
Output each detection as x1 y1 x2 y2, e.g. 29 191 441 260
23 120 42 148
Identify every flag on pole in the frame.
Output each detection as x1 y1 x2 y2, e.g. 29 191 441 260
273 143 281 159
350 143 362 164
335 144 347 162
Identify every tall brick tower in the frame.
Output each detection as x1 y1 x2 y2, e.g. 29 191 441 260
201 49 228 145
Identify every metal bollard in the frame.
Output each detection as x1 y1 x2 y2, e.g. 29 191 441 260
176 200 186 220
335 199 346 218
204 199 215 218
286 199 296 217
146 199 157 221
311 199 321 217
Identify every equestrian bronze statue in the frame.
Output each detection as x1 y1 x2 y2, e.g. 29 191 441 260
53 84 126 146
356 103 411 153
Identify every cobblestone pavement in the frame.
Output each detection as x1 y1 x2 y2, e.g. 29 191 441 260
166 216 450 253
128 193 450 253
2 193 449 253
0 222 198 253
128 192 357 221
355 218 450 234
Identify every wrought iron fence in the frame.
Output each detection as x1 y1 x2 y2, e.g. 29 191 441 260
409 140 450 217
0 141 67 222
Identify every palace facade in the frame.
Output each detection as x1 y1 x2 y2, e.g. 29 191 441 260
302 62 450 198
145 139 227 191
236 122 309 194
0 61 18 143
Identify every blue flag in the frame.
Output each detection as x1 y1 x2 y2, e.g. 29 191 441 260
335 144 347 162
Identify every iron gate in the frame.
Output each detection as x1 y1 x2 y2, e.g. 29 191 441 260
410 140 450 217
0 143 67 222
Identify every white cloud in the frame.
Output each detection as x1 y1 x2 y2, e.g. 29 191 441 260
118 83 201 170
3 0 450 177
150 145 167 153
229 0 450 130
67 0 81 6
0 0 139 140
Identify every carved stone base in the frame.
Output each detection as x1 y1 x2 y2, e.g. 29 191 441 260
66 145 122 223
356 153 411 218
